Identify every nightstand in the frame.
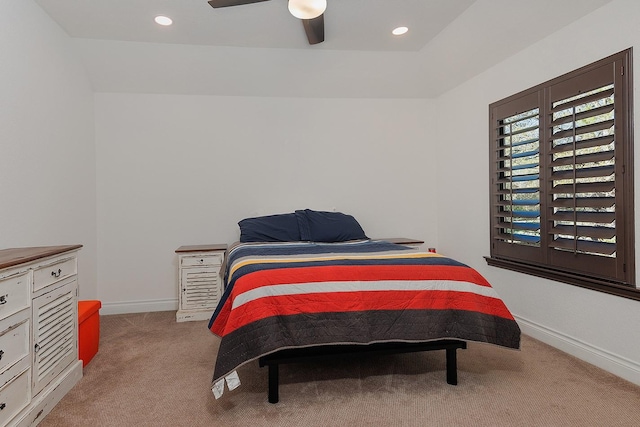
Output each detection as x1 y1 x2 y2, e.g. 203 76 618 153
378 238 425 249
175 244 227 322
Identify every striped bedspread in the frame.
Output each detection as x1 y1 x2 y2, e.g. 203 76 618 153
208 240 520 391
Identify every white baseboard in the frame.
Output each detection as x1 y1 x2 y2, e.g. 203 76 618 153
515 314 640 387
100 298 178 315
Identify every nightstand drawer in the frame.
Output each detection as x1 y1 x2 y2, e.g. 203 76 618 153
181 253 223 267
0 312 30 375
0 367 30 426
32 256 77 292
0 271 30 319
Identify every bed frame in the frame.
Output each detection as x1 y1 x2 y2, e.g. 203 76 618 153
258 339 467 403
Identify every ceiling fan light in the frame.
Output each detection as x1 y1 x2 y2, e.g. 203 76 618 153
288 0 326 20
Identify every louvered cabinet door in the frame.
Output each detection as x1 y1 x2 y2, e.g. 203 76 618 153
181 267 221 311
31 279 77 396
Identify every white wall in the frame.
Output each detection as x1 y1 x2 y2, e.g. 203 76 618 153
0 0 97 298
435 0 640 385
95 94 435 312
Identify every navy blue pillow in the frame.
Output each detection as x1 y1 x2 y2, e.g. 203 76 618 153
238 213 301 243
296 209 368 242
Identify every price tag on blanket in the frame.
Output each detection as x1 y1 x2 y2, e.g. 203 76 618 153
212 378 225 399
211 370 241 399
225 370 241 391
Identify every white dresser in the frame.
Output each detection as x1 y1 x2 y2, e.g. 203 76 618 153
0 245 82 427
175 244 227 322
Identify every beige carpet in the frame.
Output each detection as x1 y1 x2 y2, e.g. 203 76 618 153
40 311 640 427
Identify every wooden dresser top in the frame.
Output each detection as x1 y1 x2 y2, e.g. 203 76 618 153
175 244 228 253
0 245 83 270
377 238 425 245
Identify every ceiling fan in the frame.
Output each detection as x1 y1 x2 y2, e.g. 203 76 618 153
207 0 326 45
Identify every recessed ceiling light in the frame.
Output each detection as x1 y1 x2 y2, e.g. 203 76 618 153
392 26 409 36
154 15 173 26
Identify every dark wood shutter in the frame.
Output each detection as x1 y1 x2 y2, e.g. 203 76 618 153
546 62 624 281
489 48 634 291
490 91 544 264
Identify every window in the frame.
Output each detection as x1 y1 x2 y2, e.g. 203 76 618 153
487 48 638 300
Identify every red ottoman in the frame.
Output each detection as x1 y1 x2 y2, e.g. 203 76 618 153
78 300 102 367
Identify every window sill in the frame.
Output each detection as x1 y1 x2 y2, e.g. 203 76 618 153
485 256 640 302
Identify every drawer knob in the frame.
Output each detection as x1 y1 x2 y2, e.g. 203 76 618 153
0 349 3 360
0 403 5 411
51 268 62 278
0 294 7 305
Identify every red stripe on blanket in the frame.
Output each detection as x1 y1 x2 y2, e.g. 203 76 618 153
210 264 500 336
232 264 492 293
213 289 514 336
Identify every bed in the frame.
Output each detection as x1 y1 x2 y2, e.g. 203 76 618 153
208 210 521 402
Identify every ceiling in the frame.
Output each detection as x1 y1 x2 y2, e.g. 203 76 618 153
34 0 614 98
34 0 476 51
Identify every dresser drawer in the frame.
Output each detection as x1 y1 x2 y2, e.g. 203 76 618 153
181 253 223 267
32 256 77 292
0 367 30 426
0 312 29 376
0 271 30 319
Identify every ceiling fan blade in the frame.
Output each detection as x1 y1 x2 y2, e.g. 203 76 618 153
302 14 324 45
207 0 270 8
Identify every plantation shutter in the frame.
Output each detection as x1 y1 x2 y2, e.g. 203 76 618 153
488 48 634 290
546 62 629 282
490 91 544 264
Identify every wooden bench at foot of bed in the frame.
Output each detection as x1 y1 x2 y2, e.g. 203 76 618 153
258 340 468 403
